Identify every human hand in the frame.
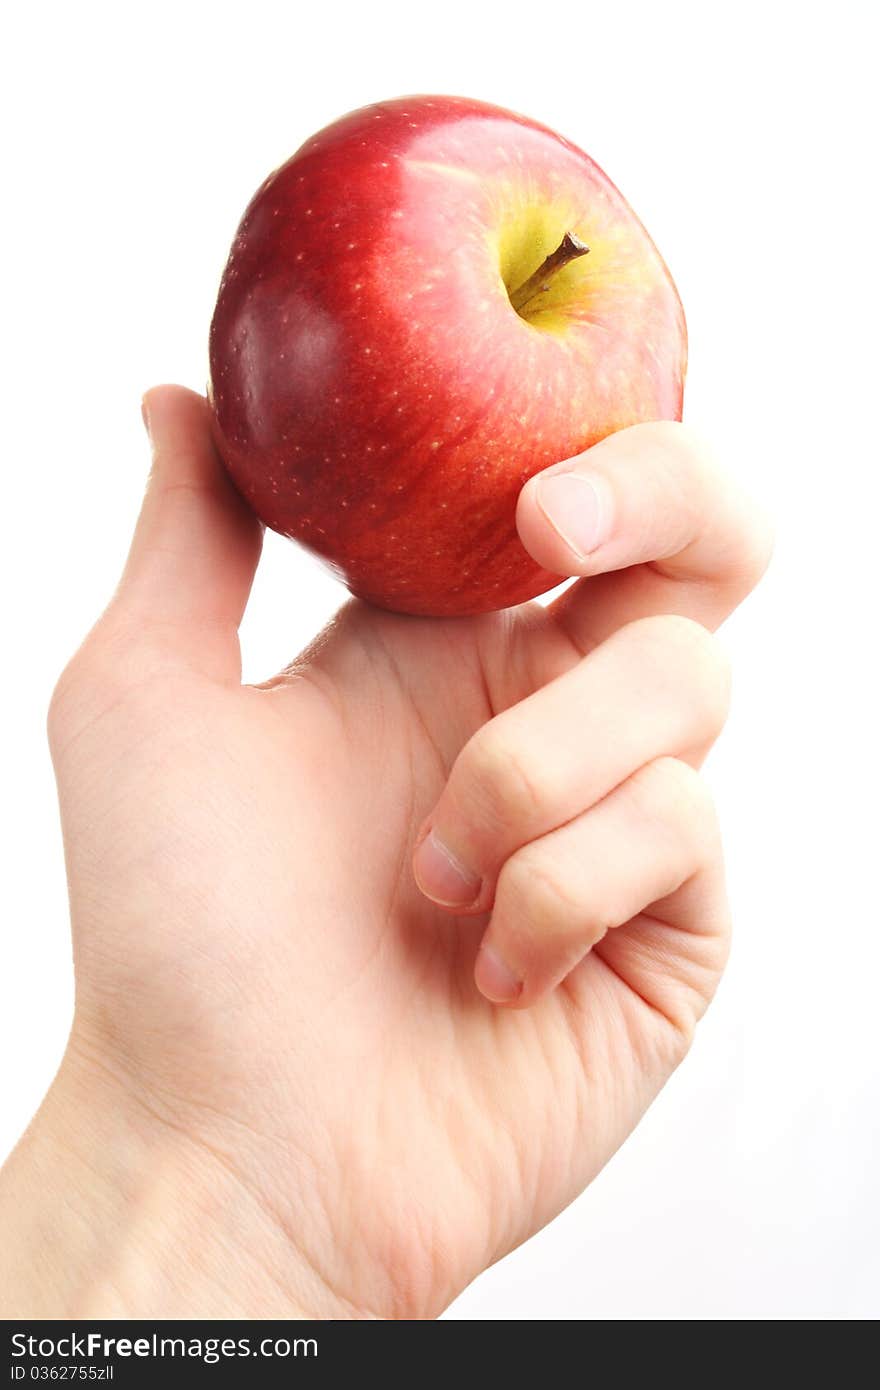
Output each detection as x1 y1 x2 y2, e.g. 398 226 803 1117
0 387 770 1318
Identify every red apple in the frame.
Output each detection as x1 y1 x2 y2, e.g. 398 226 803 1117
209 95 686 616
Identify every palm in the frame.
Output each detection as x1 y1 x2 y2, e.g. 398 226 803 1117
62 598 702 1318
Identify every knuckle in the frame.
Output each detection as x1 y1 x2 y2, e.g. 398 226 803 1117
631 757 720 856
458 723 551 834
46 644 115 758
738 504 776 592
46 647 110 759
708 490 775 602
46 659 82 747
634 610 714 660
682 626 732 736
501 846 599 942
669 419 714 468
625 614 731 736
46 614 165 760
639 423 773 591
639 418 716 478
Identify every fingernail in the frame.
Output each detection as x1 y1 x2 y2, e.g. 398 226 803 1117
475 943 523 1004
535 472 610 559
141 395 152 440
413 831 481 908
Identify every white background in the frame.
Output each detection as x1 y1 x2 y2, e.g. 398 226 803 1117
2 0 878 1319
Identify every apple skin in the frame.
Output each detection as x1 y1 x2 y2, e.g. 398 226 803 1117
209 95 686 616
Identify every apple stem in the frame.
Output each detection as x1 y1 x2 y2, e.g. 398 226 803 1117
509 231 590 316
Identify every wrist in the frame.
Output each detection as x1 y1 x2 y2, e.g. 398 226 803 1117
0 1034 354 1319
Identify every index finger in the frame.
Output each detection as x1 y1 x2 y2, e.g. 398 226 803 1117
516 421 773 648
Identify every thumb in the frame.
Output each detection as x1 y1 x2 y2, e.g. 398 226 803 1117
115 384 263 677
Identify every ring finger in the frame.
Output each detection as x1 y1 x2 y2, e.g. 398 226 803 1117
475 756 726 1007
413 613 729 914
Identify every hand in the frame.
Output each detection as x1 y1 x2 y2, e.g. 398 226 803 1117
0 388 770 1318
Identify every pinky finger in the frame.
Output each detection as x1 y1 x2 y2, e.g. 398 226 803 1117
475 757 726 1008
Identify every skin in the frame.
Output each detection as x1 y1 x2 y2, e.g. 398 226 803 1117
0 387 771 1319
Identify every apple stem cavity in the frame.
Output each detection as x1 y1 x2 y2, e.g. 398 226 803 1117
509 231 590 317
